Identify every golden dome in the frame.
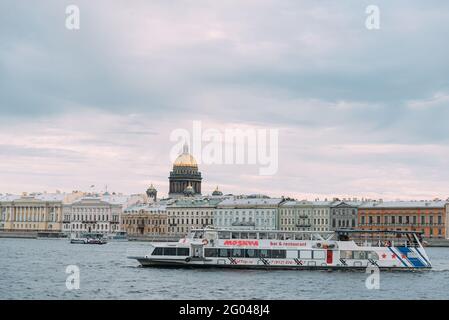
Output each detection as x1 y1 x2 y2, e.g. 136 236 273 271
174 153 197 167
173 143 197 167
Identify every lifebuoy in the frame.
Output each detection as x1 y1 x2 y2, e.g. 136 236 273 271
185 257 191 263
202 239 209 245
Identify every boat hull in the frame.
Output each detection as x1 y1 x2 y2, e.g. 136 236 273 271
70 239 107 244
132 257 430 271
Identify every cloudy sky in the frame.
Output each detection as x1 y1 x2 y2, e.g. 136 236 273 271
1 0 449 200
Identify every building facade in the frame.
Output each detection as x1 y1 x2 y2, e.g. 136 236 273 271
0 193 66 233
358 200 448 239
309 201 333 232
122 203 168 236
330 200 363 230
446 202 449 239
278 200 313 231
169 144 202 198
214 197 283 230
62 193 138 235
62 197 121 235
166 197 218 235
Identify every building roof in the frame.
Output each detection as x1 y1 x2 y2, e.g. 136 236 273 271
331 200 365 208
0 193 65 203
280 200 314 207
168 196 222 208
124 202 168 213
311 200 335 207
217 197 283 208
359 201 447 209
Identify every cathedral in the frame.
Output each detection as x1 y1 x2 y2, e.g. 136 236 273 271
168 144 202 198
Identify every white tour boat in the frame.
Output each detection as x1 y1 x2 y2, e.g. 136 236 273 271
128 228 431 271
70 232 108 245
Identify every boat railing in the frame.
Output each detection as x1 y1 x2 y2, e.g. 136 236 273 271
351 238 420 248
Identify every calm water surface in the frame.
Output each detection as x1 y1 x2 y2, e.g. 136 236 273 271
1 238 449 299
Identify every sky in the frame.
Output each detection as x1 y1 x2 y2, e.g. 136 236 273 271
1 0 449 200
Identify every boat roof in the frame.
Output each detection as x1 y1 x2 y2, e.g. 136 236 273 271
335 229 424 235
190 228 334 234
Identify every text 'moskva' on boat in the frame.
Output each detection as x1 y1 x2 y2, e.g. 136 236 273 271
128 228 431 271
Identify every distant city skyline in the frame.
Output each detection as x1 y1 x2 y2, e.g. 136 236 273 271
1 1 449 200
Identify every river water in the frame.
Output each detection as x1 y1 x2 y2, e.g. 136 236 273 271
1 238 448 299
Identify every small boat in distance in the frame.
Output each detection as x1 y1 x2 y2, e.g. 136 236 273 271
128 228 431 271
107 231 128 241
70 232 107 245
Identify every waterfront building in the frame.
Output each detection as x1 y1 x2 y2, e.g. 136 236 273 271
214 196 284 230
330 200 364 230
62 193 145 235
309 201 333 232
278 200 313 231
447 202 449 239
166 197 220 235
358 200 448 239
0 193 69 233
122 202 168 236
169 144 202 198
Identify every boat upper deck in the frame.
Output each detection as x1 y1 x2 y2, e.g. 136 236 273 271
186 228 425 248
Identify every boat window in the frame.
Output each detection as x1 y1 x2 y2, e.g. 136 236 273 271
245 249 258 258
218 231 231 239
231 232 240 239
340 250 352 259
219 248 230 257
299 250 312 259
241 233 248 239
248 233 257 239
340 251 377 260
313 250 325 260
271 250 286 259
163 247 177 256
152 247 163 256
260 249 270 258
268 233 276 239
259 233 267 239
204 248 218 257
177 248 190 256
353 251 368 260
367 251 379 260
232 249 243 257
